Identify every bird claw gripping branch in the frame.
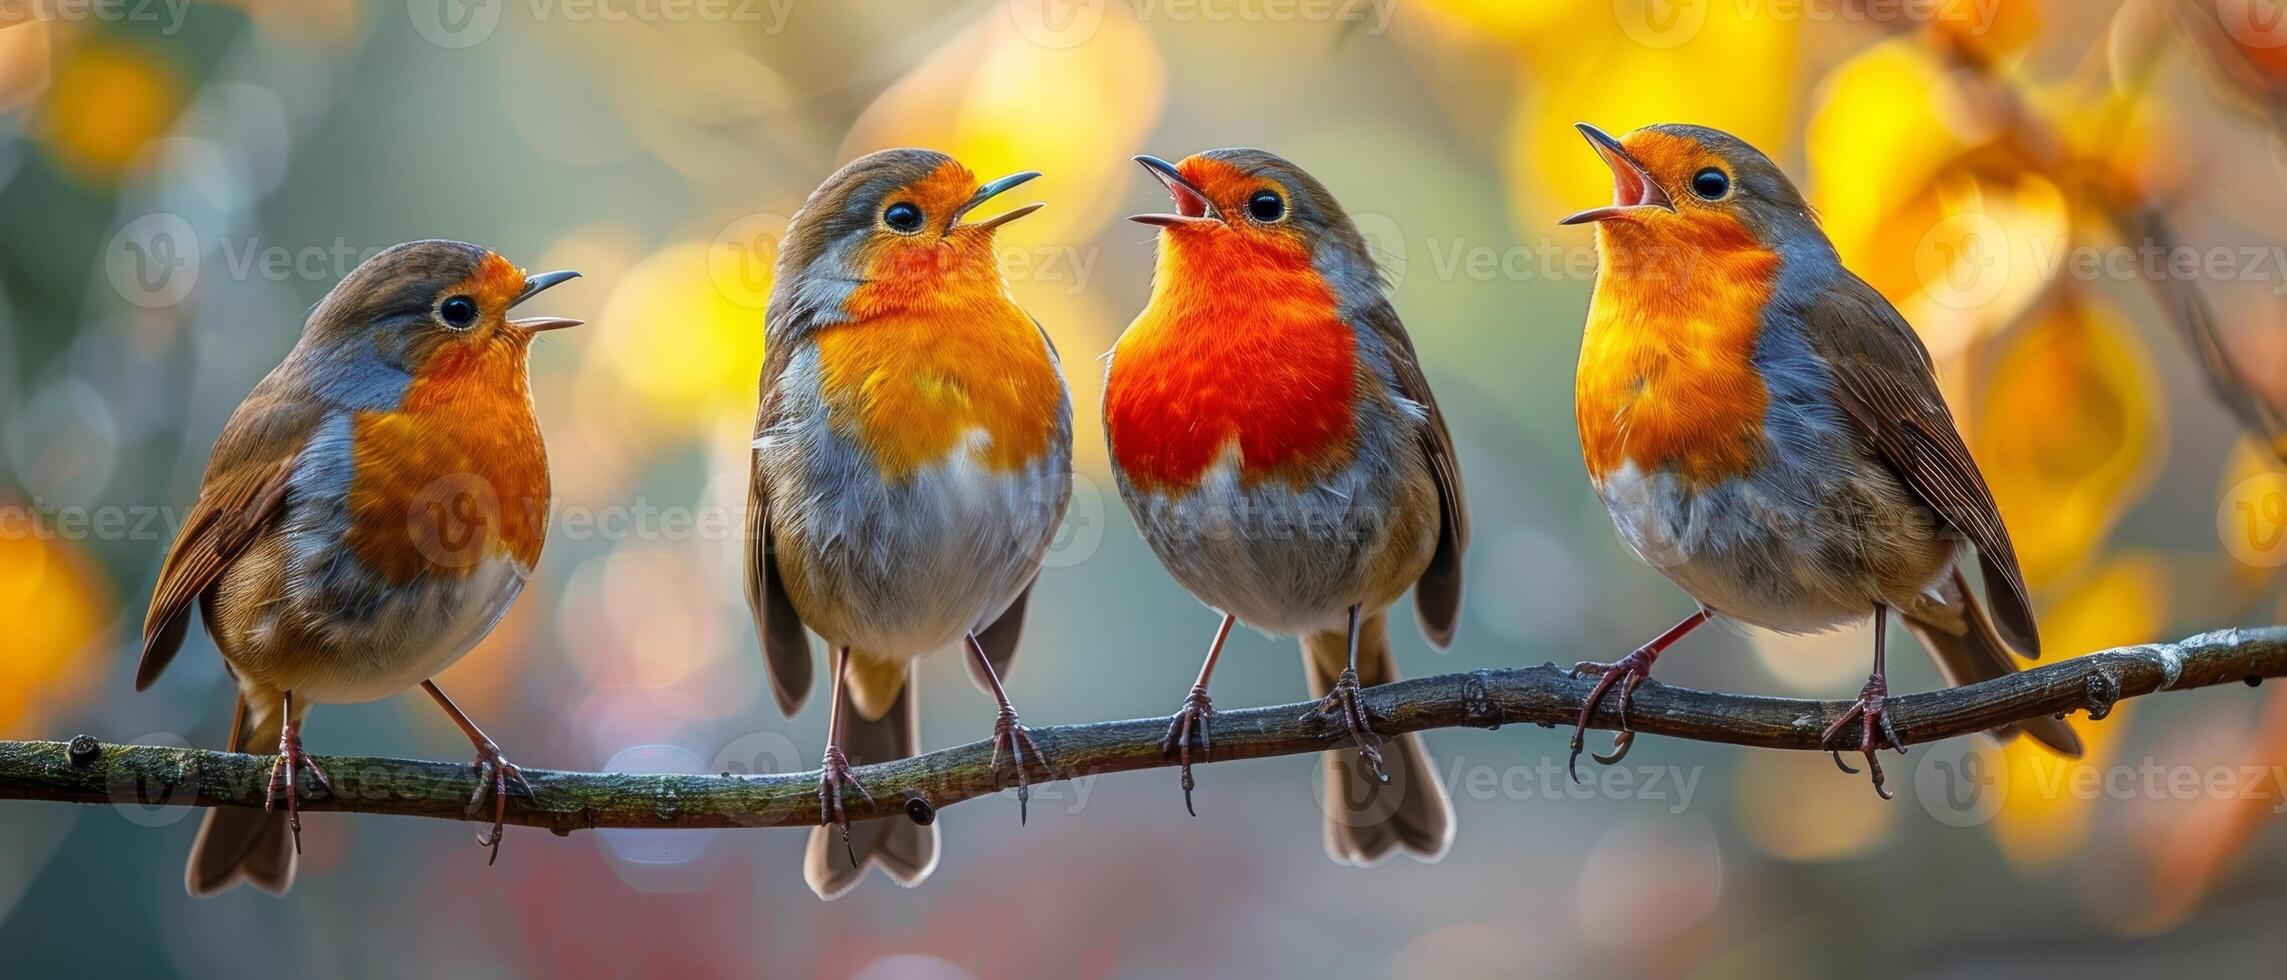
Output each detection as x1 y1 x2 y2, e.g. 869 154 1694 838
1822 674 1909 800
1304 667 1389 785
1161 685 1216 816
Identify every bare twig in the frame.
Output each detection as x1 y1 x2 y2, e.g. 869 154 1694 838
4 627 2283 833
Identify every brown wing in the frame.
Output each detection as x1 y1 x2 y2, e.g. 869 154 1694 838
1359 302 1468 648
1802 271 2040 658
746 340 814 716
136 380 318 691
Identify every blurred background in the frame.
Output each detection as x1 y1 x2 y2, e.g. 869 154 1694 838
8 0 2287 975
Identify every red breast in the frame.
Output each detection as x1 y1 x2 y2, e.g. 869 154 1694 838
1106 160 1359 495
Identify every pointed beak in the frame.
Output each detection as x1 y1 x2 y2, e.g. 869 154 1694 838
1129 154 1221 228
509 269 582 332
951 171 1045 232
1560 123 1674 226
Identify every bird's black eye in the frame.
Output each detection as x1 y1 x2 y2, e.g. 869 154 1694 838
883 202 924 233
1247 190 1285 222
1691 168 1730 200
438 295 479 328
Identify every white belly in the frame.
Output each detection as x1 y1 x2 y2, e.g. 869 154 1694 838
290 556 532 703
769 429 1069 661
1598 459 1879 635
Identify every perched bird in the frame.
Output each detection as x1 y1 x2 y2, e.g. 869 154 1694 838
137 240 581 895
1106 149 1467 865
746 149 1072 899
1559 122 2083 794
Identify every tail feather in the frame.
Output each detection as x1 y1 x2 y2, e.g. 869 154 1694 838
186 693 297 897
1304 611 1453 866
1903 568 2083 757
805 663 938 899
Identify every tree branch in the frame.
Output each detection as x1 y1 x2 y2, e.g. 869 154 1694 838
5 626 2283 833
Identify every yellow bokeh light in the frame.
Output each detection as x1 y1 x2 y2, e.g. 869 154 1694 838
580 241 768 441
0 527 115 737
840 3 1165 247
1504 0 1798 230
36 37 183 184
1974 294 2164 588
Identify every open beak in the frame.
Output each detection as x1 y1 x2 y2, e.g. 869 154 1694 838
509 269 582 332
1559 123 1674 226
952 171 1045 232
1129 154 1222 228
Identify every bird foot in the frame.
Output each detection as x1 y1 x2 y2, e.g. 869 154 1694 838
1567 645 1660 782
1821 673 1908 800
818 744 875 867
463 741 532 865
1303 667 1387 784
264 722 332 854
990 705 1047 825
1160 686 1215 816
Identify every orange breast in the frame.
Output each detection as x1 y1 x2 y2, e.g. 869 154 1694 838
1577 224 1780 488
346 336 550 582
816 271 1062 481
1106 232 1357 493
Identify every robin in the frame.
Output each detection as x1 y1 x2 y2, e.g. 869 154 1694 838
1558 122 2083 796
1105 149 1467 865
136 240 580 894
745 149 1072 899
